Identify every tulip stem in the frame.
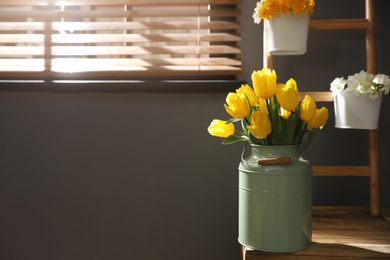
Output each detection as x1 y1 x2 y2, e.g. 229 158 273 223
245 116 250 125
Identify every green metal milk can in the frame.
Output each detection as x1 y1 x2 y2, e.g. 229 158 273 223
238 145 312 252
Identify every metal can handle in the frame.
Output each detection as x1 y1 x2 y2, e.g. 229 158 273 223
257 157 291 165
241 143 292 165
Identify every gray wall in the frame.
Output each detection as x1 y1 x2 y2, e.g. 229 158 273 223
0 1 389 260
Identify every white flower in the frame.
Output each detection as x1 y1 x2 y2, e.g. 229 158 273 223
253 1 263 24
346 70 374 97
359 71 374 94
332 71 389 100
373 74 390 86
374 74 390 94
370 90 379 100
383 86 390 95
330 77 346 96
357 83 373 94
346 74 360 96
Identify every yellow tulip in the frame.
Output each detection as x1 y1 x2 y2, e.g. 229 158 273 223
224 92 250 119
308 107 329 129
280 107 291 119
236 84 258 106
252 68 277 100
300 95 317 122
275 78 300 111
247 111 272 139
257 98 268 113
207 120 235 138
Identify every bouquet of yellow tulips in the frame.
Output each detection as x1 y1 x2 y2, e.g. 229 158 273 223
208 68 329 150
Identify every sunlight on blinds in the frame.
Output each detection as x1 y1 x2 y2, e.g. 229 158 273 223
0 0 241 79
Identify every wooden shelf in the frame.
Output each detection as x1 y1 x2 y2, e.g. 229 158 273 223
263 0 381 217
312 166 372 176
309 19 369 30
243 207 390 259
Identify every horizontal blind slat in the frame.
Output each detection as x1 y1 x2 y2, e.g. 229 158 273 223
0 46 44 55
0 58 240 69
50 33 241 43
0 35 44 43
0 22 44 31
0 0 241 6
51 21 240 31
51 45 241 55
51 66 242 75
0 59 44 71
0 46 240 56
0 8 241 18
0 21 240 31
0 66 241 75
0 33 241 44
51 57 241 66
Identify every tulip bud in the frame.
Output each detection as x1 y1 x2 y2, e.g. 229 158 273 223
247 111 272 139
207 120 235 138
300 95 316 122
257 98 268 113
252 68 277 100
236 84 258 106
308 107 329 129
275 78 300 111
280 107 291 119
224 92 250 119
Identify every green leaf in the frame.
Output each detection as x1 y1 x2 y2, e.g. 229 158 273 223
222 135 248 145
294 102 301 113
279 116 288 131
303 130 315 150
268 98 280 145
245 112 251 125
271 111 279 145
241 120 249 136
266 134 272 146
294 119 305 144
294 128 307 145
243 93 252 108
279 113 299 145
295 116 304 134
226 118 241 124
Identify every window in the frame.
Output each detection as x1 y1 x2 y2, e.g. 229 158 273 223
0 0 241 82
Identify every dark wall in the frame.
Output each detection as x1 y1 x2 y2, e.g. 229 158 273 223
0 92 243 260
0 1 389 260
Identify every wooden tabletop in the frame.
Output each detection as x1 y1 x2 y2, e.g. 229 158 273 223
243 207 390 259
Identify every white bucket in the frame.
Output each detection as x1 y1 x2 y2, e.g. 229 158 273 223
266 12 310 55
334 91 383 129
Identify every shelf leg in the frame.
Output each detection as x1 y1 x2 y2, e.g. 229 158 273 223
369 130 380 216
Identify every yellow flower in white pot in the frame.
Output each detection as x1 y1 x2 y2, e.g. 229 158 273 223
253 0 315 55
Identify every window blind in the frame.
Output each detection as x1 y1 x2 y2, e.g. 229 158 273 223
0 0 241 81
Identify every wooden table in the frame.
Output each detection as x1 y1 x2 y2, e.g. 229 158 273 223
243 207 390 259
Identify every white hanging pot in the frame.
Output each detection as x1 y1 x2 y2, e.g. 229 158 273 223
266 12 310 55
334 91 383 129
